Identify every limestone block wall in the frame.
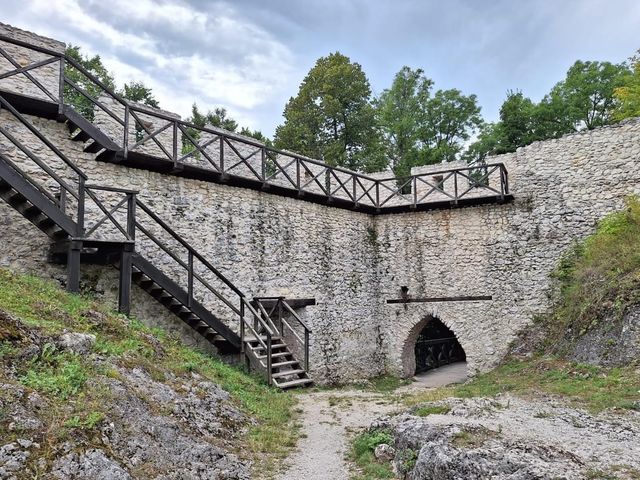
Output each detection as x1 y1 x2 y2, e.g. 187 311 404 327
378 120 640 376
0 22 64 102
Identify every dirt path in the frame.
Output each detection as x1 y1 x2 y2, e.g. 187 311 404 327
278 364 468 479
277 390 401 480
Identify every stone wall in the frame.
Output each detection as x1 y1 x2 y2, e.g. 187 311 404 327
378 121 640 376
1 24 640 383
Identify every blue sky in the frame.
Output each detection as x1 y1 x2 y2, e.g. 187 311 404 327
3 0 639 136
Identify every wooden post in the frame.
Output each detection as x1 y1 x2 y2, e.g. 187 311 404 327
66 239 82 293
266 331 272 386
118 244 133 315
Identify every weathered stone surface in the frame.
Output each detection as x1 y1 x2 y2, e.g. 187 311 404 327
51 449 132 480
374 443 395 462
374 396 640 479
56 332 96 355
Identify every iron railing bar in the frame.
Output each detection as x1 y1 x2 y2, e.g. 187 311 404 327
176 125 220 170
0 34 64 57
281 301 311 332
0 152 60 204
129 120 171 151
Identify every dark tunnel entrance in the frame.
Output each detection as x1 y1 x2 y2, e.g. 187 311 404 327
414 317 466 374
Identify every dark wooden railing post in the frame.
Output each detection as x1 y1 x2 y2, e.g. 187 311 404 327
127 192 136 240
59 188 67 214
240 299 245 354
76 176 85 237
219 136 225 173
172 120 178 168
261 148 266 182
304 328 310 373
375 181 380 209
58 57 64 115
453 172 459 205
352 176 357 206
278 297 284 337
296 158 301 192
187 250 193 308
123 104 130 159
412 176 417 208
266 330 273 386
118 243 133 315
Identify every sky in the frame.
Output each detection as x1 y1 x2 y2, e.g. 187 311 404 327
3 0 639 137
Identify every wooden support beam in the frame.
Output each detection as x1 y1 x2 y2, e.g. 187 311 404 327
67 240 82 293
118 244 133 315
253 298 316 309
386 295 492 304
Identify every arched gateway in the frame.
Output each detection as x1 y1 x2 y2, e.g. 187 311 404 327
401 315 466 377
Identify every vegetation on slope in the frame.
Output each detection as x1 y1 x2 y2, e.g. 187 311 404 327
0 268 298 478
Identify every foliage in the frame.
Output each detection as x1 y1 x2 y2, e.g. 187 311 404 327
64 45 116 119
20 349 89 399
613 50 640 121
548 196 640 343
349 429 395 480
376 67 431 177
119 81 159 108
274 52 384 172
414 404 450 416
377 67 482 175
547 60 630 131
418 87 482 164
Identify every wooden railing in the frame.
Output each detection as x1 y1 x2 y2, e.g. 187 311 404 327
254 297 311 372
0 34 511 211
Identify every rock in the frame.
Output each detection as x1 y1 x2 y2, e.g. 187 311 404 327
0 441 31 478
374 443 396 462
56 332 96 355
51 449 132 480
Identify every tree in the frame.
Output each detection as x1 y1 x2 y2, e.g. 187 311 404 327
462 122 504 163
376 67 432 177
64 45 116 118
120 81 158 108
546 60 629 131
613 50 640 121
274 52 384 172
418 88 483 164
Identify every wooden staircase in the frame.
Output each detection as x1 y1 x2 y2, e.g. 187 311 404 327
0 93 313 389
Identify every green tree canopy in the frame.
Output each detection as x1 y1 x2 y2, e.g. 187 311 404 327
119 81 159 108
546 60 629 131
613 50 640 121
418 88 483 165
274 52 384 172
376 67 431 177
64 45 116 118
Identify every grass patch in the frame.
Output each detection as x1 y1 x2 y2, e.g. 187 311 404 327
545 195 640 349
349 429 395 480
414 404 450 417
451 426 498 448
0 268 299 477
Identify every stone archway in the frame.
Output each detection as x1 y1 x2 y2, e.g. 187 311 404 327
401 315 467 377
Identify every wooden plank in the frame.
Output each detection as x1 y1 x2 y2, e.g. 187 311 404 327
386 295 493 304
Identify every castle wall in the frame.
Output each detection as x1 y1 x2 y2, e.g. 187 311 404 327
1 24 640 383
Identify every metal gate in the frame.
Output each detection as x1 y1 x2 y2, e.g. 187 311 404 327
414 320 466 374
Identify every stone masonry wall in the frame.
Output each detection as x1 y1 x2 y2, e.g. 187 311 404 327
378 120 640 376
1 25 640 383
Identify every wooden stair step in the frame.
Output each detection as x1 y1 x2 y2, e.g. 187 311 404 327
272 369 305 379
273 378 313 389
257 351 291 360
271 360 298 368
